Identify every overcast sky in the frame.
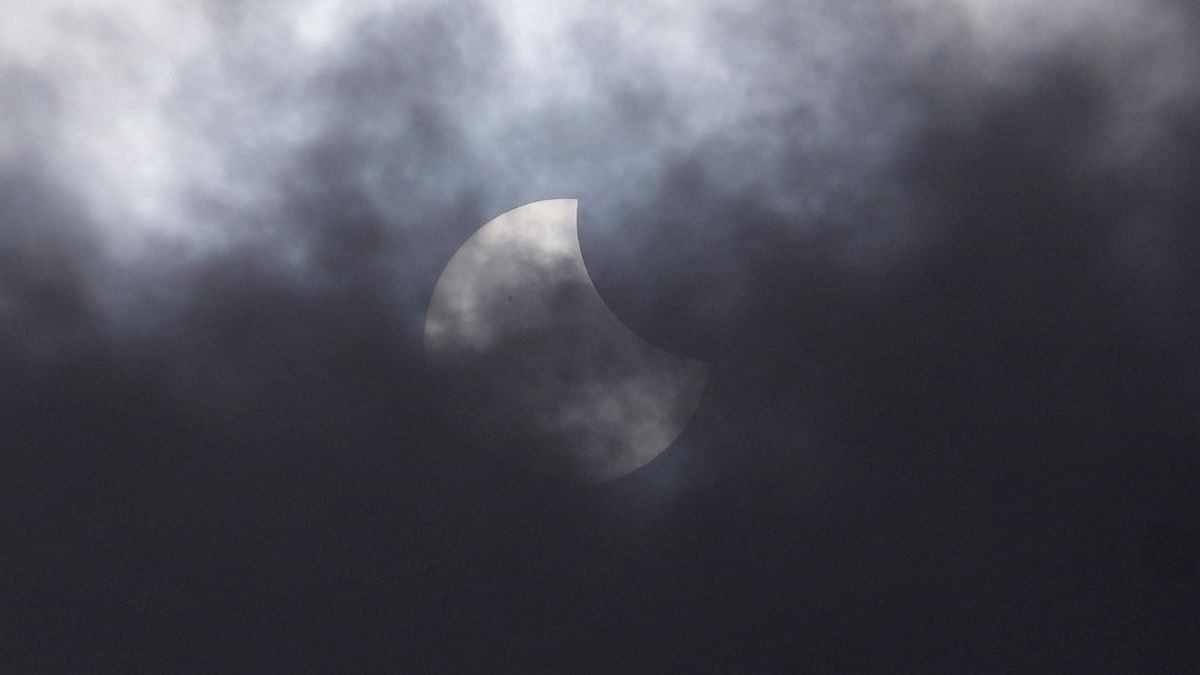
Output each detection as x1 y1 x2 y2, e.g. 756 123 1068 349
2 0 1198 671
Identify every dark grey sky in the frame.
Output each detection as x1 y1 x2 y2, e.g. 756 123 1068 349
2 0 1198 671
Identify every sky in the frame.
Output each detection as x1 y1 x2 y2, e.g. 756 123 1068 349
1 0 1198 670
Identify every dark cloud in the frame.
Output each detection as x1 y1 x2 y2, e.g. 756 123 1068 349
1 0 1198 670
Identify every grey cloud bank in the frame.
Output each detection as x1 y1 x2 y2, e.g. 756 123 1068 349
1 0 1198 670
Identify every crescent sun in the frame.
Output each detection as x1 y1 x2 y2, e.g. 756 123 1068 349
424 199 709 482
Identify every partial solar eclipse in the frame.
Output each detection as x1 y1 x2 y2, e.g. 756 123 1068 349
425 199 708 481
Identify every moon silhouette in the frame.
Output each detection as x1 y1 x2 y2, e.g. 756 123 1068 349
425 199 708 482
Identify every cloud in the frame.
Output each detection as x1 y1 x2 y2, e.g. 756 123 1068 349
1 0 1197 670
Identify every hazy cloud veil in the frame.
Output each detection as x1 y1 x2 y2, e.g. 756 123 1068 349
1 0 1198 670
